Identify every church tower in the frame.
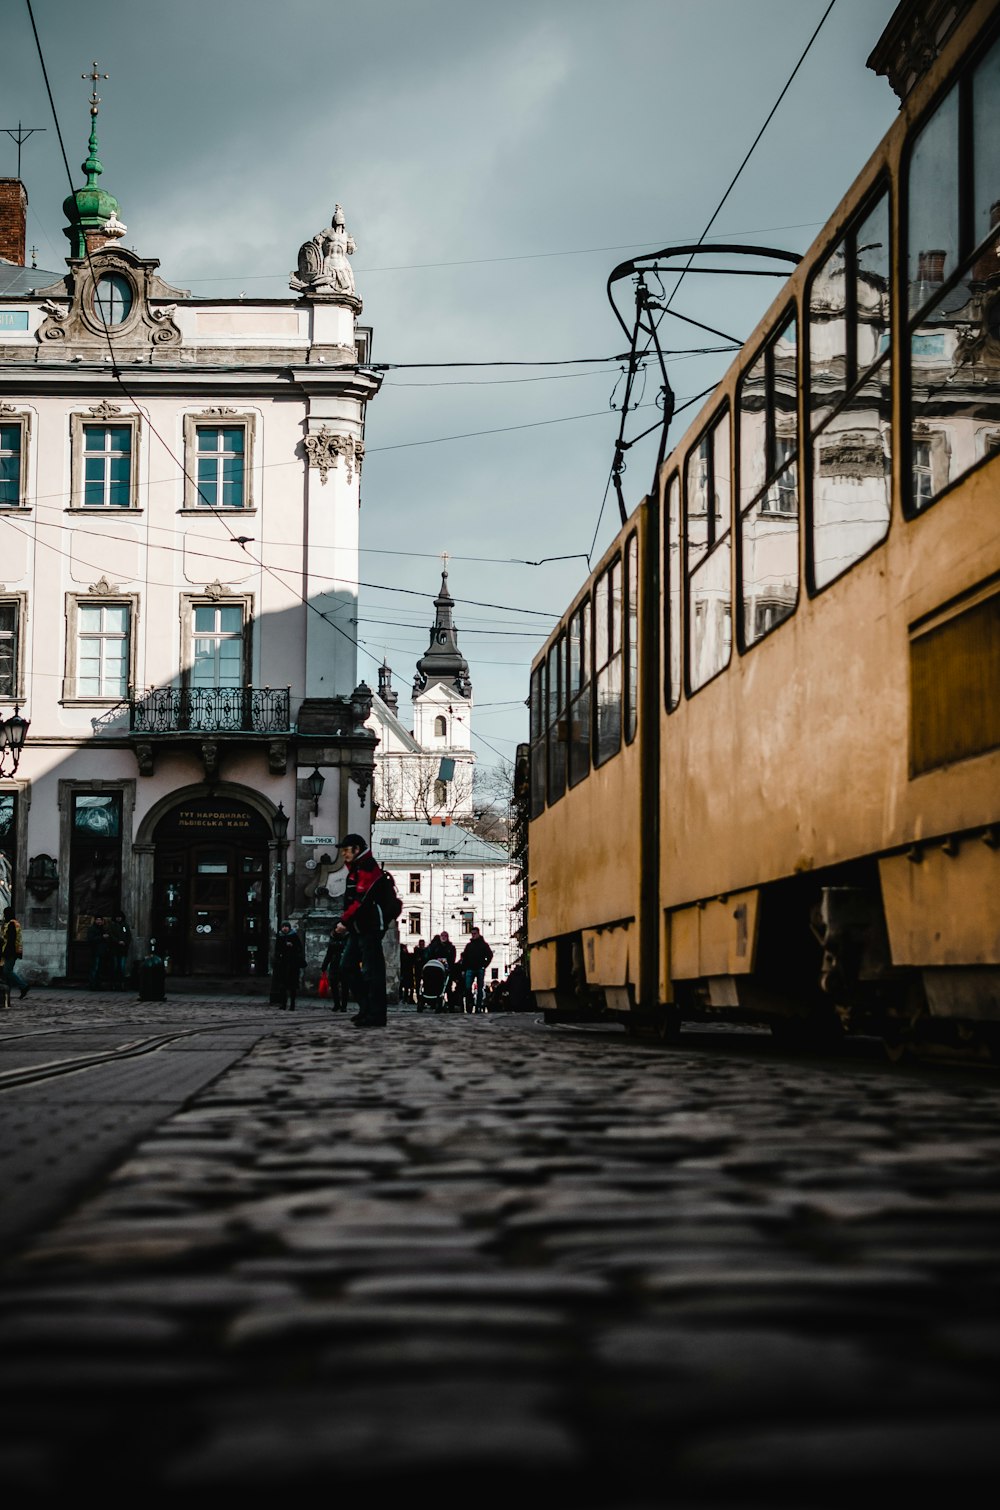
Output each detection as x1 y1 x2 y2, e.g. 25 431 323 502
411 563 474 815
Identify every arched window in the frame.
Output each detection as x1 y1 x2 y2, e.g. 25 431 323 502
434 715 447 738
433 779 447 805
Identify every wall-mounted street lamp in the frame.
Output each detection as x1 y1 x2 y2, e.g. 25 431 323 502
272 802 289 842
272 801 289 920
306 767 325 815
0 705 29 778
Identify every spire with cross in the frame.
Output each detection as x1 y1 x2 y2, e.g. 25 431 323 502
62 60 125 256
413 557 471 701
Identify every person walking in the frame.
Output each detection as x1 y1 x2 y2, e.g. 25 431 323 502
108 911 132 992
333 833 388 1028
399 943 414 1004
426 930 457 1011
1 905 29 1000
87 915 110 991
459 926 494 1013
271 920 305 1011
321 918 351 1011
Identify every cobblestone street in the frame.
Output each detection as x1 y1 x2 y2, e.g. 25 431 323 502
2 990 999 1503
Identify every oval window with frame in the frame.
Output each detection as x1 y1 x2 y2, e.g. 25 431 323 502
93 274 133 327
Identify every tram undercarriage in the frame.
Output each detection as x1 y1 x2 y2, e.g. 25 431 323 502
534 841 1000 1064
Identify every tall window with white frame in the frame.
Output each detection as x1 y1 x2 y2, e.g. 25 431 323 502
192 604 243 688
0 603 18 698
77 603 129 698
0 423 22 507
84 424 132 508
408 911 421 936
196 426 245 508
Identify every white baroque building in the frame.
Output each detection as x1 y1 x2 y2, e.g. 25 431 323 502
367 568 515 976
0 101 382 983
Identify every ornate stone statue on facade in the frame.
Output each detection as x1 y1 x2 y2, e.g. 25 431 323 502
291 204 357 296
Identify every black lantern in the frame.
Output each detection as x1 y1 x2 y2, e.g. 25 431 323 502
272 802 289 842
306 767 325 815
0 704 30 778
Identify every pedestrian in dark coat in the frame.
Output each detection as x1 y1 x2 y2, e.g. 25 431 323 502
459 927 494 1012
1 906 28 1000
87 915 110 990
321 917 351 1011
272 920 306 1010
399 943 414 1003
333 833 388 1028
108 912 132 991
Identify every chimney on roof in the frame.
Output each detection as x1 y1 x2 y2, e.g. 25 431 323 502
916 249 947 284
0 179 27 265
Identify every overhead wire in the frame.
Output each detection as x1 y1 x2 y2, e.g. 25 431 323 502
591 0 839 555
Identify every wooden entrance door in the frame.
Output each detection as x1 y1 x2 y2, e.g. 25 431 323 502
189 846 233 974
153 835 269 977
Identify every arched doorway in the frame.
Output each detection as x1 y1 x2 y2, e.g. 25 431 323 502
152 795 272 977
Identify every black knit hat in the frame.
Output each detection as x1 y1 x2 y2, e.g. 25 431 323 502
339 833 366 850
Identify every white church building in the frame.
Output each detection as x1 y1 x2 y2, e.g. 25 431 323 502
367 568 515 977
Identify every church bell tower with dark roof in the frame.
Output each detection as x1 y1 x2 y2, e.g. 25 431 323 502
411 560 473 764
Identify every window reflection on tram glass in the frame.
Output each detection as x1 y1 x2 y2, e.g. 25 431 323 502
594 557 622 764
686 408 732 691
907 35 1000 513
546 634 567 805
664 475 682 710
567 598 591 787
809 189 892 590
528 664 545 817
739 313 799 646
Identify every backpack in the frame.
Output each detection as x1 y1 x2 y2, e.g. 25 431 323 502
376 867 403 926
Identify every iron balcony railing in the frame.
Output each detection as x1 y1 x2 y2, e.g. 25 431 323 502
129 686 292 735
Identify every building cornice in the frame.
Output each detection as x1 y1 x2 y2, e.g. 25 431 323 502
0 365 382 401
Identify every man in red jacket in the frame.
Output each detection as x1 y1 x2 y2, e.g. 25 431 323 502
333 832 387 1028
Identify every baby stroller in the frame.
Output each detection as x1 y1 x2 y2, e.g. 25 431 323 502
417 956 450 1013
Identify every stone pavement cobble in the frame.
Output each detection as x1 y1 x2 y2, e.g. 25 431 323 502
1 993 999 1504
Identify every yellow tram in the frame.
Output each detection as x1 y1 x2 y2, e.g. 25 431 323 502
527 0 1000 1057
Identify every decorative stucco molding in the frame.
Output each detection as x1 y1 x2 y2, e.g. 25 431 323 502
304 425 362 484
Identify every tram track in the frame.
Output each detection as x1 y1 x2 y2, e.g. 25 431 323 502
0 1027 222 1093
0 1002 334 1093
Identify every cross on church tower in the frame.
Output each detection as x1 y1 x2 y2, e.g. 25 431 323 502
82 62 109 119
441 550 450 574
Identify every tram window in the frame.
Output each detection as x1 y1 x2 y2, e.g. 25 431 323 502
567 597 591 787
908 84 959 316
905 34 1000 514
529 663 546 818
739 310 800 648
664 474 682 710
807 187 892 589
739 348 767 503
546 634 568 804
808 239 848 430
974 38 1000 243
625 533 638 744
855 195 891 378
594 557 623 765
812 382 892 590
687 407 732 692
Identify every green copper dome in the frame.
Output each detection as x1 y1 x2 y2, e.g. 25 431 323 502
62 111 122 257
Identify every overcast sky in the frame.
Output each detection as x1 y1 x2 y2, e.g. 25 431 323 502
6 0 900 773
